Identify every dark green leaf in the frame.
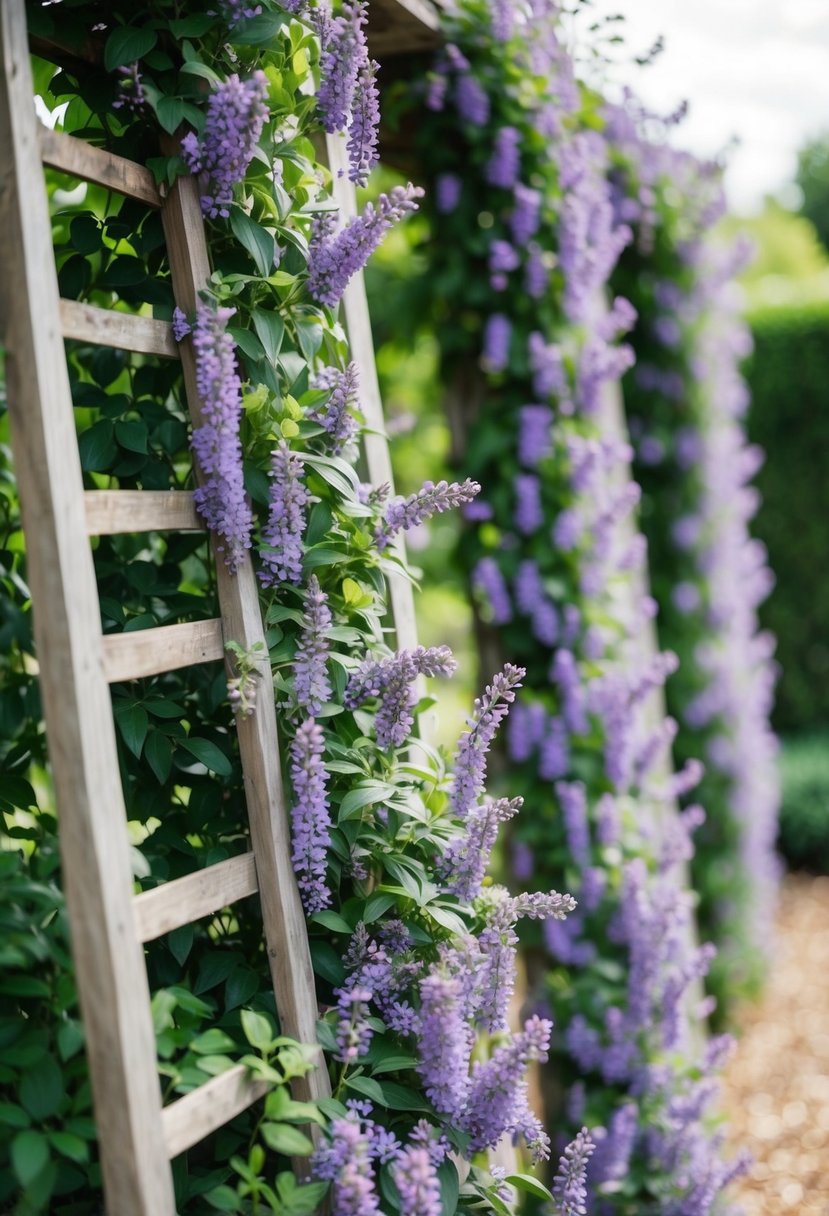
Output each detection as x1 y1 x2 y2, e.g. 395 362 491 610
438 1158 460 1215
115 418 149 453
48 1130 88 1165
156 95 188 135
229 209 276 277
145 731 173 784
260 1122 314 1156
114 703 148 758
504 1174 554 1202
168 923 194 966
309 909 352 935
104 25 158 72
179 737 233 776
20 1055 64 1120
252 308 285 365
230 12 290 44
78 420 117 471
10 1129 49 1188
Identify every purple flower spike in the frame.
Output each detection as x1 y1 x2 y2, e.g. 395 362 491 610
347 58 381 186
462 1015 552 1153
180 72 269 219
416 970 471 1118
393 1146 442 1216
259 440 309 587
315 0 368 134
289 718 332 914
376 478 480 551
485 126 522 190
345 646 456 750
483 313 512 372
552 1128 595 1216
190 303 253 570
310 361 360 451
441 796 522 903
308 184 424 308
473 557 513 624
450 664 525 819
334 984 374 1063
294 575 333 715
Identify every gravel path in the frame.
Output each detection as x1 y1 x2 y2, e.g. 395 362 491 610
722 873 829 1214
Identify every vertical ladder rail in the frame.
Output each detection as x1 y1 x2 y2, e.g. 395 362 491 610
159 154 327 1099
0 3 176 1212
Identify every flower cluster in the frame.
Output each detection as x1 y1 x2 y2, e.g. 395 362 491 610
313 0 380 185
186 303 253 570
259 441 309 587
181 72 269 219
375 477 480 551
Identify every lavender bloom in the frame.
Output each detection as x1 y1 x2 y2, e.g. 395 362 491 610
553 506 582 551
171 307 191 342
511 183 542 244
476 913 518 1033
376 478 480 551
556 780 590 867
314 0 367 134
463 1015 552 1152
590 1103 638 1186
334 984 374 1063
289 719 331 914
489 239 520 290
345 646 456 750
221 0 263 22
113 63 146 113
441 796 522 902
449 664 525 819
308 184 424 308
540 715 569 780
416 971 470 1118
180 72 269 219
483 313 512 372
518 404 553 466
455 73 490 126
392 1146 441 1216
347 59 381 186
485 126 521 189
311 1115 381 1215
552 1128 595 1216
514 473 543 535
189 304 253 570
473 557 513 624
259 440 309 586
436 172 462 214
310 361 360 450
529 332 566 397
294 575 333 714
525 244 549 299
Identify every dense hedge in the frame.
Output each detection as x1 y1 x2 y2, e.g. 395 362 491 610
746 303 829 733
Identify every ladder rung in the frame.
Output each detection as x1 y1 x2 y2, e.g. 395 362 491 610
84 490 203 535
39 126 163 208
134 853 259 943
102 619 224 682
162 1066 269 1159
60 298 178 358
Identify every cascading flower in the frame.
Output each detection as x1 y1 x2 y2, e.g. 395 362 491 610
552 1128 595 1216
449 663 525 819
375 478 480 551
181 72 269 219
345 646 456 749
187 303 253 570
308 184 424 308
294 575 333 715
259 440 309 587
288 718 331 914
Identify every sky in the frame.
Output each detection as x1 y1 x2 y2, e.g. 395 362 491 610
585 0 829 213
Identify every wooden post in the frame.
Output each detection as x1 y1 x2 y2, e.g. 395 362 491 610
0 3 176 1211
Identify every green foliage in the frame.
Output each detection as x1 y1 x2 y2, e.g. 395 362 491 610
795 132 829 254
777 731 829 874
746 302 829 733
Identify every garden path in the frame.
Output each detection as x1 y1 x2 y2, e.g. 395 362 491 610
722 874 829 1214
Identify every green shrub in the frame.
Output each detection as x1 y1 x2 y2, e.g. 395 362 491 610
747 303 829 732
777 731 829 872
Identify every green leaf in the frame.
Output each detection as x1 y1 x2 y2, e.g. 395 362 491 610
230 11 290 44
169 15 218 37
194 951 239 995
57 1020 85 1062
168 923 194 966
145 731 173 783
229 209 276 277
240 1009 274 1053
368 1053 419 1076
180 58 223 85
309 941 345 986
11 1129 49 1187
48 1130 88 1165
20 1056 63 1120
252 309 285 365
310 909 352 934
156 95 188 135
78 419 117 471
103 25 158 72
224 967 259 1012
69 215 102 254
504 1173 554 1202
179 736 233 776
260 1122 314 1156
191 1028 237 1055
362 891 397 923
438 1158 460 1215
114 703 148 758
204 1184 242 1212
337 782 396 822
229 326 266 362
0 1102 29 1129
0 775 37 810
115 418 149 454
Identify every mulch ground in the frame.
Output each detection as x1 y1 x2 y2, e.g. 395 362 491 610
721 873 829 1214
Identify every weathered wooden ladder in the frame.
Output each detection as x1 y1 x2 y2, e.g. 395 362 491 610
0 2 335 1212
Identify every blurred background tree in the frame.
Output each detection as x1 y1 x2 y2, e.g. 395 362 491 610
795 132 829 254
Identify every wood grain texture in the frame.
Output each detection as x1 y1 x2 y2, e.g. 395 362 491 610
324 132 421 658
60 298 178 358
0 3 176 1211
84 490 203 535
162 1066 269 1159
134 854 259 943
39 127 163 207
160 149 328 1104
102 619 224 682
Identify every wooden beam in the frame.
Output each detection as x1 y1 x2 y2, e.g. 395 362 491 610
60 299 178 358
160 146 328 1106
40 127 163 207
134 854 259 943
102 619 225 683
84 490 203 536
0 3 176 1210
367 0 442 56
162 1067 269 1159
